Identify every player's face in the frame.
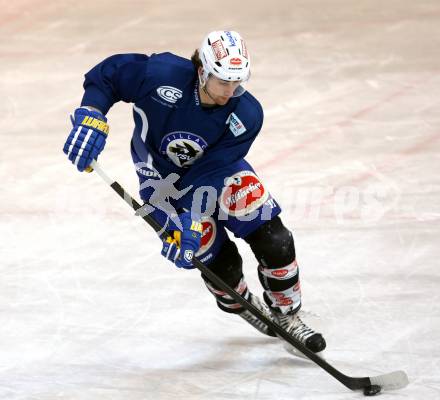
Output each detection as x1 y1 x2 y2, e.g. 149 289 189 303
205 76 242 105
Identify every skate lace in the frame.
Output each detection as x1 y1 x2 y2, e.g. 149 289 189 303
241 310 267 330
279 315 315 342
240 296 272 329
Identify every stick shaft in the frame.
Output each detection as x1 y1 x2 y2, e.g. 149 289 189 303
90 160 381 391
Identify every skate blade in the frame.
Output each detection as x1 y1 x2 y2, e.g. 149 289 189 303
284 342 326 360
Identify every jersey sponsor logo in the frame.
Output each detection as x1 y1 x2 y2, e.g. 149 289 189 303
219 171 269 217
194 81 200 106
136 167 161 179
200 253 213 263
160 132 208 168
227 113 246 137
196 217 217 256
211 39 228 60
229 57 242 65
224 31 236 47
156 86 183 104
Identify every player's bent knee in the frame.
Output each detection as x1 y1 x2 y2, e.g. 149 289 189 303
244 216 295 267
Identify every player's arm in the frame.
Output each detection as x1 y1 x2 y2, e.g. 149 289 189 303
81 53 151 114
63 54 150 172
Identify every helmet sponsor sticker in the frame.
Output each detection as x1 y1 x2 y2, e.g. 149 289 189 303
160 132 208 168
230 57 242 65
227 113 246 137
211 40 228 61
224 31 236 47
156 86 183 104
219 171 269 217
241 39 248 59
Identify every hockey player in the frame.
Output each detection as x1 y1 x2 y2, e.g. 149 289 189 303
63 31 326 353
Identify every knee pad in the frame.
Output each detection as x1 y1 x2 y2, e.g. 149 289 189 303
245 216 301 313
202 240 250 314
244 216 296 267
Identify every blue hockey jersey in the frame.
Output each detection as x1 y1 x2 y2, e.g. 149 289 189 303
80 52 264 199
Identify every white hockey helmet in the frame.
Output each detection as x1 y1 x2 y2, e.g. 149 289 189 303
199 30 250 96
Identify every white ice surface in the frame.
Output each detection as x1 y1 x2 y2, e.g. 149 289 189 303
1 1 440 399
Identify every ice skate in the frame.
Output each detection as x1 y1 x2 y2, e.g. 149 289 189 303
271 310 326 357
239 294 277 337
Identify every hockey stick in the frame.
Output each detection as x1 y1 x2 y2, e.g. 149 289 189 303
90 160 409 395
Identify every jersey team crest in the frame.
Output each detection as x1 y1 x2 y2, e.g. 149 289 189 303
160 132 208 168
219 171 269 217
